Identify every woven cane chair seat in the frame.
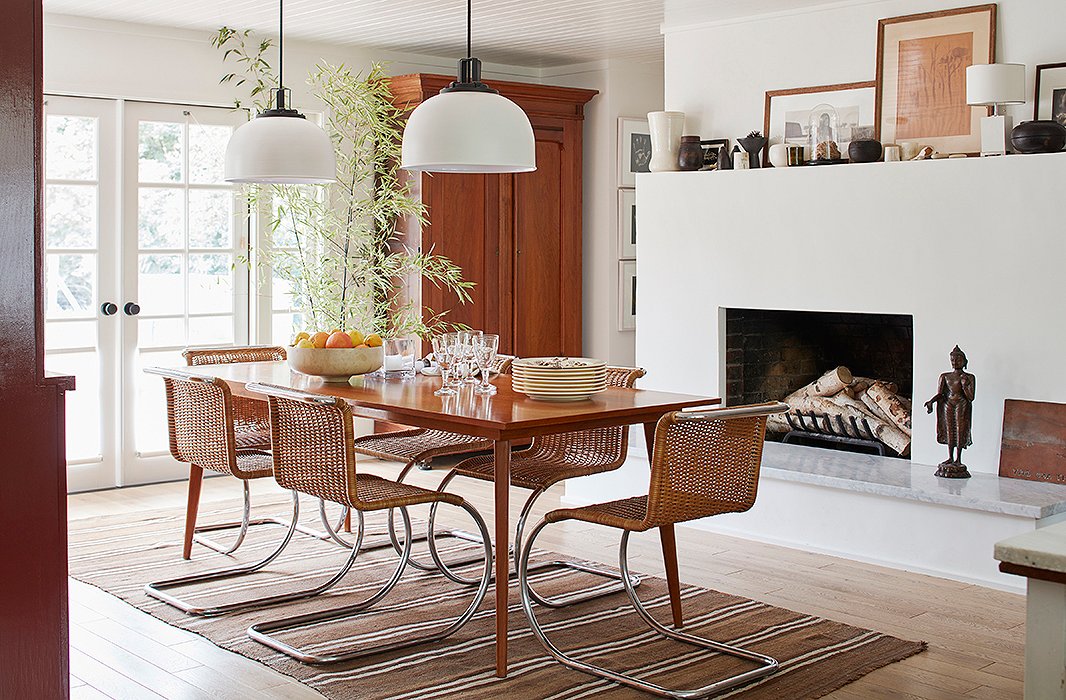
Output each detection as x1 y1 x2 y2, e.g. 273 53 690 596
233 451 274 480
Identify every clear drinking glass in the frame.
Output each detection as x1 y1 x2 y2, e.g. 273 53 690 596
431 334 458 396
474 334 500 395
460 330 483 383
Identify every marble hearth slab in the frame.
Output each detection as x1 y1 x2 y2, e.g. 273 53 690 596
995 520 1066 574
761 442 1066 519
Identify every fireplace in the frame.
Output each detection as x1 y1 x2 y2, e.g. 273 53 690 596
724 308 913 456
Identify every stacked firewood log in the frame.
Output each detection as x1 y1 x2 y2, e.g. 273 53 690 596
765 366 912 455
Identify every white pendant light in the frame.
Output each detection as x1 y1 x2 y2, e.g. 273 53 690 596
224 0 336 184
401 0 535 173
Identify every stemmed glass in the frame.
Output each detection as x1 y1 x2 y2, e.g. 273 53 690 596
459 330 483 384
474 334 500 395
431 333 458 396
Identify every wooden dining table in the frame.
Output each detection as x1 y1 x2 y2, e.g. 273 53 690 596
184 360 718 677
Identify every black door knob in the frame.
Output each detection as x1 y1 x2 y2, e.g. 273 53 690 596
100 302 118 316
123 302 141 316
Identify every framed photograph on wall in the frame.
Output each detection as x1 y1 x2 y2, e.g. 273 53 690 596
875 4 996 155
618 117 651 187
764 82 876 164
618 260 636 332
617 189 637 259
1034 62 1066 124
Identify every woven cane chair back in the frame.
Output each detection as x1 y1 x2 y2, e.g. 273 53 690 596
526 366 645 465
644 403 784 528
162 374 237 476
183 346 286 446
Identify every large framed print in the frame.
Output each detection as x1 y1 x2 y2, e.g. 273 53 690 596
875 4 996 155
1034 62 1066 124
617 189 636 259
764 82 876 165
618 117 651 187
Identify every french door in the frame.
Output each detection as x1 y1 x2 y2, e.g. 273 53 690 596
43 96 249 491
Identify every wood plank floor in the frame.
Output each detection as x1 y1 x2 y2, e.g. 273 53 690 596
67 457 1027 699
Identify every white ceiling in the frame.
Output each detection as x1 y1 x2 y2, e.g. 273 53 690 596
42 0 670 68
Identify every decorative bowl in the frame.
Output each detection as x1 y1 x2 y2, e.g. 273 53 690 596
1011 120 1066 154
848 139 883 163
287 346 384 382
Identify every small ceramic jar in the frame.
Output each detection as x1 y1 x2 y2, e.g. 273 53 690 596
678 136 703 171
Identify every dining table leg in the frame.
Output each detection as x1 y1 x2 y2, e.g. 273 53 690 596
644 420 684 628
493 439 512 677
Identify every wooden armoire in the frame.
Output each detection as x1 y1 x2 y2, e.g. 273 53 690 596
390 74 597 357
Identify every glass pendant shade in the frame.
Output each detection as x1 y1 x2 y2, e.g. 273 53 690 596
224 111 337 184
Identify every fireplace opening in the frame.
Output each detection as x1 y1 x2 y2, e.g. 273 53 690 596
724 308 913 458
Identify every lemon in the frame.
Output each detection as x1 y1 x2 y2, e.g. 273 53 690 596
292 331 310 346
296 338 314 349
365 333 383 348
348 330 365 346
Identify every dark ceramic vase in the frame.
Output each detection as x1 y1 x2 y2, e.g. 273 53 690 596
1011 120 1066 154
848 139 883 163
737 136 767 169
678 136 703 171
717 144 732 170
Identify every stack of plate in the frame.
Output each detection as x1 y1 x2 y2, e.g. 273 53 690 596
511 357 608 401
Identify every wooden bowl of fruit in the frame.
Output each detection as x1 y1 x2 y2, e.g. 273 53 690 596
288 330 385 382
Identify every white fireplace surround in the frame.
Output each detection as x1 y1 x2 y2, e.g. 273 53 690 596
562 153 1066 590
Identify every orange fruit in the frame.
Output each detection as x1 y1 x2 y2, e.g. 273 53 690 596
348 330 365 346
330 328 342 335
325 331 354 348
310 331 329 349
355 343 369 348
365 333 383 347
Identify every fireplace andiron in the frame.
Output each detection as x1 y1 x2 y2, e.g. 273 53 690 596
924 345 974 479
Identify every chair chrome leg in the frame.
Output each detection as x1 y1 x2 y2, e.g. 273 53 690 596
317 498 359 549
519 521 779 699
247 503 493 665
146 492 370 617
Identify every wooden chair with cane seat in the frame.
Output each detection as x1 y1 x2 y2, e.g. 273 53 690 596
425 366 647 605
517 402 789 699
242 382 493 664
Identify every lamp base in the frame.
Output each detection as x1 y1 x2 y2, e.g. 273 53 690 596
980 114 1013 157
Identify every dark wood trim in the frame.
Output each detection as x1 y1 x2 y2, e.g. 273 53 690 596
762 81 876 166
1000 561 1066 586
1034 62 1066 121
389 73 597 120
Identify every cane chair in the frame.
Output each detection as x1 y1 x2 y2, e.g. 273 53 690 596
177 345 312 557
428 366 646 605
240 383 492 664
518 402 789 699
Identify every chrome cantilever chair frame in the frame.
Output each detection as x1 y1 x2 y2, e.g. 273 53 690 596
242 382 493 664
518 402 789 699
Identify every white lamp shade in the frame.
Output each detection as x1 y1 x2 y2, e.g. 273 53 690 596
401 91 536 173
966 63 1026 106
224 114 337 184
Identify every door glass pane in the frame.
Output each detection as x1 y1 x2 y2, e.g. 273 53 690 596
138 121 183 183
46 320 97 351
138 254 184 315
46 115 97 180
136 349 183 454
188 125 232 184
188 253 233 314
138 318 187 349
138 188 184 248
46 253 96 318
46 351 102 461
189 315 235 345
272 312 303 346
188 190 233 248
46 184 98 248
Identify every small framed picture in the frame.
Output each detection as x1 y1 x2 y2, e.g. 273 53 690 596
617 189 636 259
618 117 651 188
764 82 876 164
1034 63 1066 124
699 138 729 170
618 260 636 332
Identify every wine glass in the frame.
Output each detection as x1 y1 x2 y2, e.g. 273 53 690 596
460 330 483 384
474 334 500 395
431 334 458 396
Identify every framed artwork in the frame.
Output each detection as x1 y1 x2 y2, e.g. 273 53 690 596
1034 62 1066 124
617 189 637 259
700 138 729 170
875 4 996 155
618 117 651 187
618 260 636 332
763 82 876 164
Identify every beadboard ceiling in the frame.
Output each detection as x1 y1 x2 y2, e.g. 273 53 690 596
42 0 669 68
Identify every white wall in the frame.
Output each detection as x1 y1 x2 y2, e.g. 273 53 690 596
662 0 1066 144
551 60 664 366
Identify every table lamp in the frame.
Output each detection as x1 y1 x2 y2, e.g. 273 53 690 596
966 63 1026 156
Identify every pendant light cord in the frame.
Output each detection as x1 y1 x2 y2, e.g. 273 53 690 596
466 0 471 59
279 0 285 91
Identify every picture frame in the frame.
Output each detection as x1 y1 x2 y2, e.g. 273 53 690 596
875 4 996 155
617 189 637 259
618 260 636 332
618 117 651 188
1034 62 1066 124
699 138 729 170
763 82 876 165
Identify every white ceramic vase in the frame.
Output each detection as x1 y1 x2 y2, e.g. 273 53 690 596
648 111 685 172
767 143 792 168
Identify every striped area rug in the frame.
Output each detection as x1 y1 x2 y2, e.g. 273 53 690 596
68 496 925 699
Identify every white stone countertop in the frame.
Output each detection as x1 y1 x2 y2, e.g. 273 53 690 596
995 520 1066 574
760 442 1066 519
